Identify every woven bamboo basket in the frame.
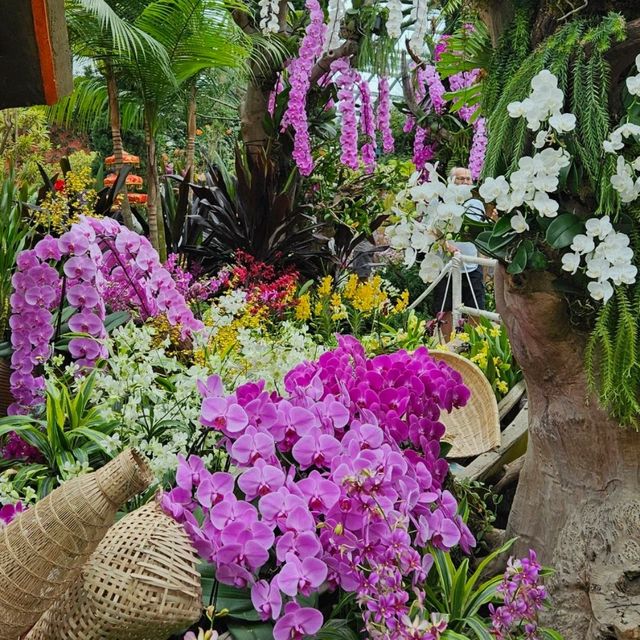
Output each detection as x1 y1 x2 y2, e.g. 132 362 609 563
0 449 153 640
0 358 12 417
430 349 500 458
26 500 202 640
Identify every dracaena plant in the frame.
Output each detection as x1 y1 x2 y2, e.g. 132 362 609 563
179 147 327 277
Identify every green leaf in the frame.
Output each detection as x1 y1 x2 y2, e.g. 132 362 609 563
545 213 583 249
464 538 516 602
313 620 359 640
540 629 565 640
529 250 548 270
442 631 473 640
199 563 260 621
226 621 274 640
507 242 528 274
465 615 494 640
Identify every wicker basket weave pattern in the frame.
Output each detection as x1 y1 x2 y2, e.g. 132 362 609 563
26 500 202 640
430 350 501 458
0 449 153 640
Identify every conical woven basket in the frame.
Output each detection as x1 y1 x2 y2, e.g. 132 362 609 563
430 349 500 458
0 449 153 640
26 500 202 640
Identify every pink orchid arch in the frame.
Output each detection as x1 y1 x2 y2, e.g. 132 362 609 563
8 217 202 414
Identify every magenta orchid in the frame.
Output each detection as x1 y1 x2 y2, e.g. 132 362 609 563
162 338 476 639
7 218 202 416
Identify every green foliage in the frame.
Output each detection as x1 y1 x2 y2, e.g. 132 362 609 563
586 285 640 427
424 539 516 638
0 173 32 337
457 317 523 401
0 109 53 186
482 12 626 208
0 371 117 498
483 3 535 117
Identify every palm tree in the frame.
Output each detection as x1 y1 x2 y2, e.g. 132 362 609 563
56 0 249 257
64 0 168 229
118 0 249 258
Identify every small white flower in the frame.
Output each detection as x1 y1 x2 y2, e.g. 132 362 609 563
532 130 549 149
531 191 559 217
507 101 527 119
561 252 581 274
570 234 595 255
585 216 613 240
585 256 610 280
587 280 614 303
479 176 510 202
626 74 640 97
549 112 576 133
510 212 529 233
603 133 624 154
418 253 445 283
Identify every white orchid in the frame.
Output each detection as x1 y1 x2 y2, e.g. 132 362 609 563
531 191 559 217
626 74 640 97
587 280 614 303
479 176 510 202
510 212 529 233
561 252 581 274
418 253 445 283
549 113 576 133
570 234 595 255
585 216 613 240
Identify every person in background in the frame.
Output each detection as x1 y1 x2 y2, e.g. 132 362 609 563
431 167 488 341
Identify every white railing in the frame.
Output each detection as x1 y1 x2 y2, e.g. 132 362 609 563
409 252 501 327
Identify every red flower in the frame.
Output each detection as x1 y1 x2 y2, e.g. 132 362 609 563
53 179 65 192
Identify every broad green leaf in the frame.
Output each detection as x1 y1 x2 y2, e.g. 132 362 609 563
465 615 494 640
314 619 359 640
507 242 529 275
540 629 565 640
226 621 274 640
464 538 516 601
545 213 583 249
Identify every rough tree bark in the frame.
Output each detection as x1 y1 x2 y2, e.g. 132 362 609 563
144 119 162 259
105 64 134 231
185 81 197 178
495 267 640 640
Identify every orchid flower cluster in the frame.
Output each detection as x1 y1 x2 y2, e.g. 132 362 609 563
560 216 637 303
162 336 474 640
479 70 575 225
385 168 475 282
489 550 548 640
479 70 637 303
258 0 280 33
602 56 640 220
377 76 395 154
279 0 438 176
8 217 202 414
281 0 326 176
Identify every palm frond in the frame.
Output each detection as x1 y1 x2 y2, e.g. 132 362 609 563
66 0 168 63
46 76 143 132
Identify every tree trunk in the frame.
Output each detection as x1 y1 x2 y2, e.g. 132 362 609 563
185 82 197 179
105 65 134 230
145 120 163 259
495 266 640 640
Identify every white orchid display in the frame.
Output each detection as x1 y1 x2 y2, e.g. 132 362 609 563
387 69 637 305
